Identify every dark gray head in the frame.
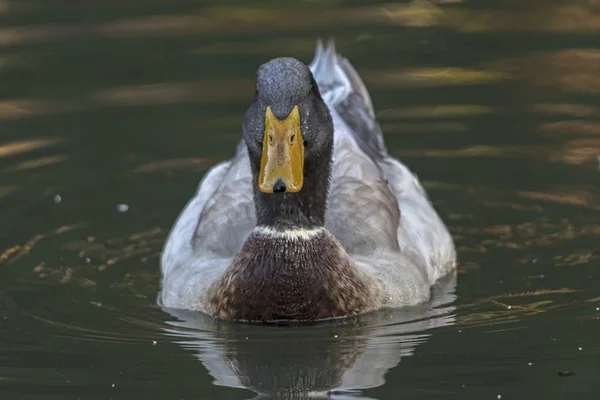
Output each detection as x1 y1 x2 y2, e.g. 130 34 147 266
242 57 334 227
256 57 314 119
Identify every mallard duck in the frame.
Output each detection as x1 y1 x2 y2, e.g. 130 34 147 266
159 40 456 322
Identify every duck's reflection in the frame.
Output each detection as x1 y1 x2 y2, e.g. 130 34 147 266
161 273 456 399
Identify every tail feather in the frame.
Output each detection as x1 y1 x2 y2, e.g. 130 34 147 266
309 38 374 118
337 55 375 118
309 38 387 160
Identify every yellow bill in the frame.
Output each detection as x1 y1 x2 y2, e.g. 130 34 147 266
258 105 304 193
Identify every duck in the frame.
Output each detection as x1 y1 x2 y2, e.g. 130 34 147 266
158 39 456 323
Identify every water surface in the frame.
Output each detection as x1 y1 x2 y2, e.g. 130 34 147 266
1 0 599 399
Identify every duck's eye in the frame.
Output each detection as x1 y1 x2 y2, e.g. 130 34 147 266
290 134 295 143
269 134 274 144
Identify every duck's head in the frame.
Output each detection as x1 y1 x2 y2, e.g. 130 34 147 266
242 57 333 196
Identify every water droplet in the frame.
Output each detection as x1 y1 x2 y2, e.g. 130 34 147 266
528 362 532 366
152 340 157 345
85 257 91 264
116 204 129 213
497 395 502 399
578 347 583 351
54 194 62 204
507 306 512 310
111 384 115 388
334 335 338 338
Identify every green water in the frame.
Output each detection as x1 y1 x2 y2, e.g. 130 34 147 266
1 0 599 399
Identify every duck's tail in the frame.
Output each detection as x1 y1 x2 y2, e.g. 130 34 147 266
309 38 387 159
309 38 374 118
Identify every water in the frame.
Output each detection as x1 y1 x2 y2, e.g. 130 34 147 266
1 0 599 398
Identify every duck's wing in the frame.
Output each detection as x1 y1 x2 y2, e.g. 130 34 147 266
310 39 456 284
160 141 255 283
310 40 401 257
160 142 256 310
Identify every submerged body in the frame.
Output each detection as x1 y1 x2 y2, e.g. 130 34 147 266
159 41 456 322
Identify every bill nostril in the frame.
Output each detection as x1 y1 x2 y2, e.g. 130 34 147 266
272 179 287 193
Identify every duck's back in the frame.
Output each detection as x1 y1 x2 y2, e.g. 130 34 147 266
310 40 456 286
